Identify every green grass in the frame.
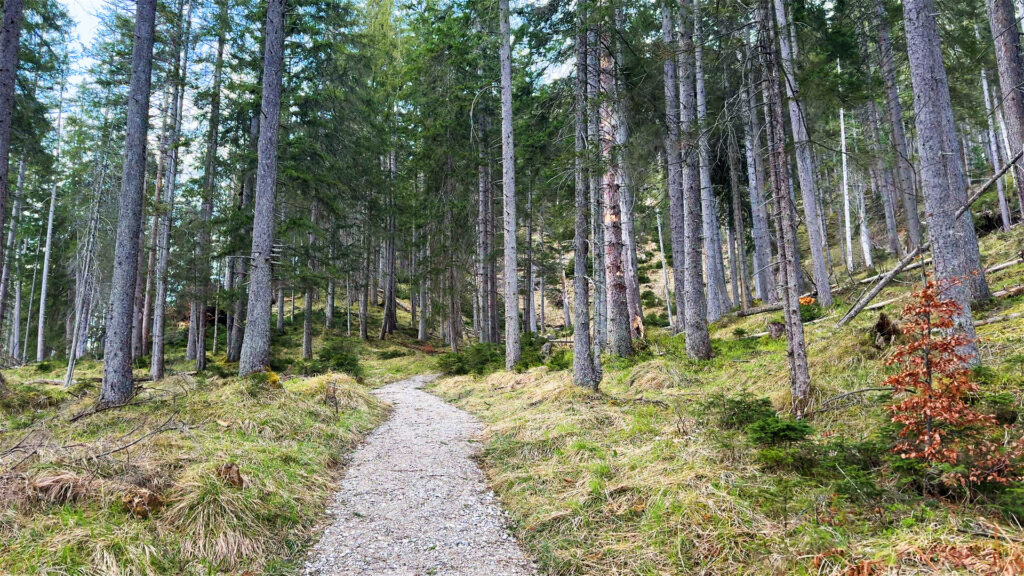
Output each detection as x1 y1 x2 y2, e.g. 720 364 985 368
0 296 436 575
430 226 1024 575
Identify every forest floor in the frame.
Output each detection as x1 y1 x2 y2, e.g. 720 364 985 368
303 374 536 576
431 225 1024 575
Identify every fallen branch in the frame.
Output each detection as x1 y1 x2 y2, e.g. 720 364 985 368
735 302 783 317
986 256 1024 275
837 149 1022 327
974 311 1024 328
804 387 896 417
992 284 1024 299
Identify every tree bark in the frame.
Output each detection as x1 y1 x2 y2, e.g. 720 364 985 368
902 0 979 360
771 0 832 307
980 62 1013 231
499 0 520 370
151 3 191 381
988 0 1024 220
742 39 776 303
760 0 811 414
613 6 643 339
99 0 157 405
0 0 23 336
662 1 686 331
37 83 65 362
194 0 227 372
238 0 286 376
573 22 600 390
875 0 922 249
694 2 730 320
600 33 632 357
679 0 711 359
588 25 607 352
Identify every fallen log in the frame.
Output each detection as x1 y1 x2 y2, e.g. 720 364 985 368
837 149 1022 327
858 259 931 285
986 257 1024 275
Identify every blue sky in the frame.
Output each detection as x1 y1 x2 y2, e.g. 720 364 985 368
64 0 103 51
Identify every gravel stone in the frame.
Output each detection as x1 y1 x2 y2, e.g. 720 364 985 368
304 374 538 576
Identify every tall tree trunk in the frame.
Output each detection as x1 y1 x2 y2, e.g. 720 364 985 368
662 1 686 331
903 0 979 360
613 6 643 338
525 187 536 333
694 2 730 319
499 0 520 370
656 207 674 328
679 0 712 359
573 21 600 389
840 101 855 272
981 63 1013 231
875 0 921 249
99 0 157 405
856 174 874 268
742 40 776 303
276 283 285 331
988 0 1024 220
0 0 23 330
866 98 903 256
727 126 751 309
588 25 607 352
476 117 491 342
0 155 26 342
195 0 226 372
21 235 38 360
759 0 811 414
771 0 832 307
151 4 191 381
37 83 65 362
238 0 286 376
600 34 632 358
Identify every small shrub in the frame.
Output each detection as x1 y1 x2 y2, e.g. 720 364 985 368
637 272 652 284
640 290 660 308
377 349 408 360
643 312 670 328
699 392 776 430
747 416 813 446
438 342 504 376
244 370 281 396
799 302 823 322
35 361 54 372
546 348 572 371
732 327 748 339
315 338 363 378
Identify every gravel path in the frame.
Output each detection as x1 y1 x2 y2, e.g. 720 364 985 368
304 374 538 576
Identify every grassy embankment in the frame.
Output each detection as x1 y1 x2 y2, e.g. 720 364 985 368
0 303 431 575
431 225 1024 575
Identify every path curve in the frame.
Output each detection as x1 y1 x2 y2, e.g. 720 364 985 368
304 374 537 576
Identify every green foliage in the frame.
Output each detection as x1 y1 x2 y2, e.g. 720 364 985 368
545 348 572 372
640 290 660 308
747 416 813 446
306 338 363 379
514 332 551 373
798 302 824 322
35 362 54 373
377 349 408 360
438 343 505 376
644 312 670 328
699 392 776 430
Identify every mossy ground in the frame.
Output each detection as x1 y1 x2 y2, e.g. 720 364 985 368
430 226 1024 575
0 300 431 575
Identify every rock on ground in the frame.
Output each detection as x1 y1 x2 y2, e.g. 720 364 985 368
304 374 538 576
